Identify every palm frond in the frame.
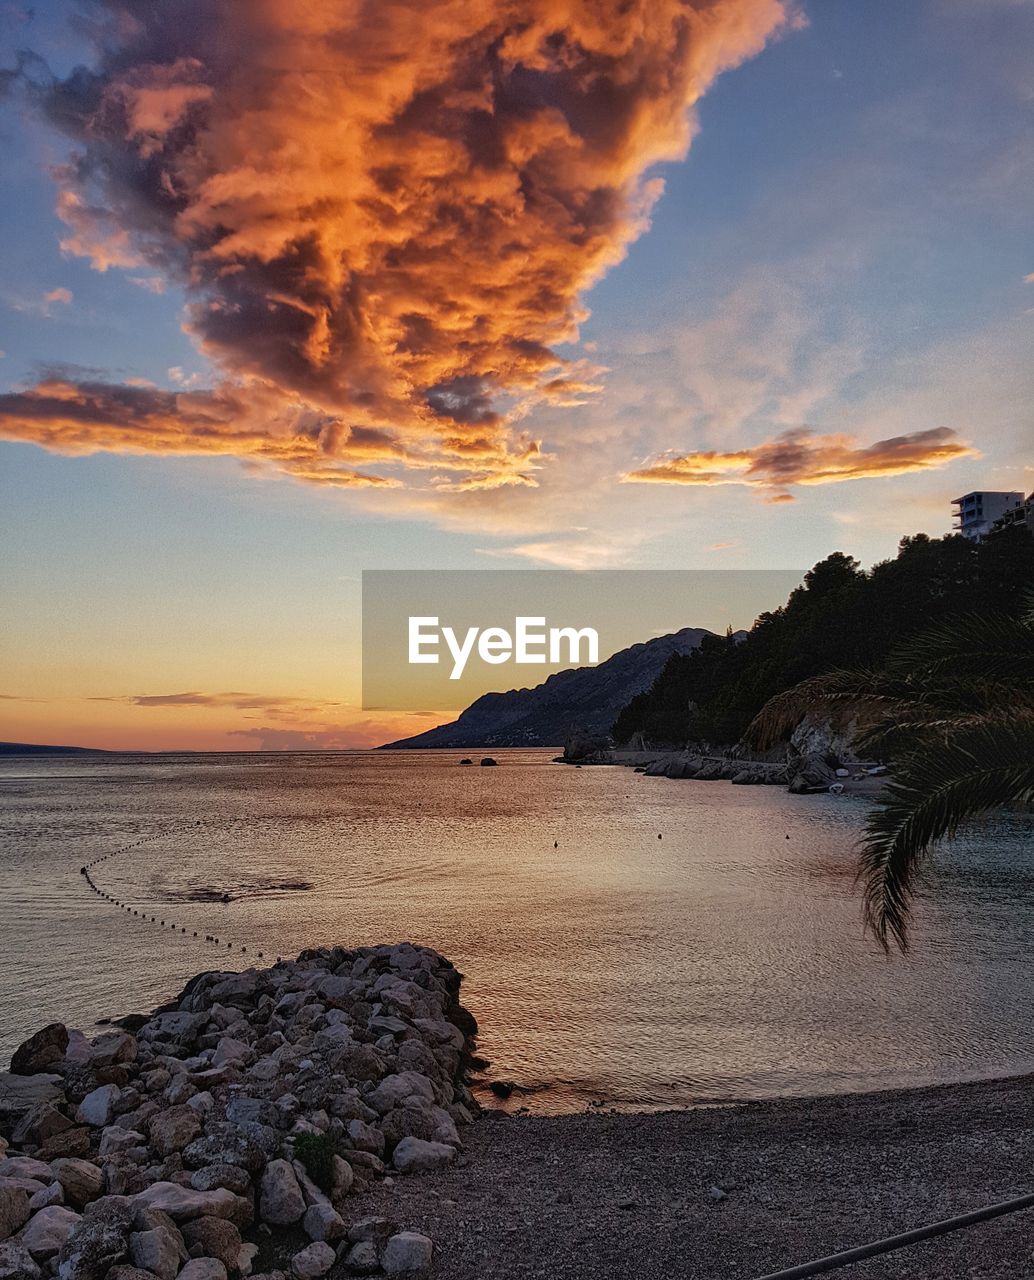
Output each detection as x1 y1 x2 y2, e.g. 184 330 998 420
887 612 1034 682
860 714 1034 952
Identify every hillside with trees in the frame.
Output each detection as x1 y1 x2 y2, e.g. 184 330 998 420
612 529 1034 749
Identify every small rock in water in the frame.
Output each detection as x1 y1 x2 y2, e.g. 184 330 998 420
708 1185 729 1202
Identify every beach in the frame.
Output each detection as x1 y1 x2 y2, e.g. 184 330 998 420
5 946 1034 1280
364 1071 1034 1278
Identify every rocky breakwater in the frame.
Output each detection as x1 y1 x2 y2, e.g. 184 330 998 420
0 944 479 1280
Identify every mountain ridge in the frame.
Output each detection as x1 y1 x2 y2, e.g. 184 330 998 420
382 626 722 749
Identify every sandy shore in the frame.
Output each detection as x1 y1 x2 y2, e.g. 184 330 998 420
364 1071 1034 1279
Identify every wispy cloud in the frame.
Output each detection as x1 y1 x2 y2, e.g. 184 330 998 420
622 427 978 496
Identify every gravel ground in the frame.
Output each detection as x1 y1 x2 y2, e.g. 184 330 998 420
360 1073 1034 1279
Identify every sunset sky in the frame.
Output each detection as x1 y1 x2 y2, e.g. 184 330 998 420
1 0 1031 751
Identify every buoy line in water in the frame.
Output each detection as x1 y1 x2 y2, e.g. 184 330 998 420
78 823 282 965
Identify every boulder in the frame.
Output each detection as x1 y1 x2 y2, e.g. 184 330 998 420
180 1218 241 1271
289 1243 334 1280
77 1086 121 1129
11 1027 68 1077
188 1168 250 1197
0 1162 50 1184
365 1073 434 1116
11 1103 73 1147
341 1242 378 1276
50 1161 104 1210
182 1128 265 1176
0 1241 41 1280
381 1233 433 1276
177 1261 227 1280
38 1130 92 1162
390 1138 454 1174
0 1185 30 1242
99 1129 146 1158
87 1034 136 1070
148 1108 201 1158
56 1200 134 1280
28 1183 64 1212
258 1161 304 1227
20 1207 80 1262
127 1230 180 1280
301 1204 344 1244
211 1041 250 1070
0 1076 64 1125
133 1184 241 1224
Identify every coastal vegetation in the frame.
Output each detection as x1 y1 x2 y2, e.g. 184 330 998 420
612 529 1034 749
747 596 1034 950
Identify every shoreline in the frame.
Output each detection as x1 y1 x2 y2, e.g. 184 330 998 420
5 953 1034 1279
365 1068 1034 1278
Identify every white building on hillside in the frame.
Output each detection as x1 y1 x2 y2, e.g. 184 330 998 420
951 491 1024 542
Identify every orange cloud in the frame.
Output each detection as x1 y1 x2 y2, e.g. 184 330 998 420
0 377 542 489
6 0 795 488
622 427 978 494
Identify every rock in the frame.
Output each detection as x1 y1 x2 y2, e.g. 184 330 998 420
0 1185 30 1242
77 1085 121 1129
107 1269 159 1280
148 1108 201 1158
381 1233 432 1276
258 1161 304 1227
128 1230 180 1280
341 1242 378 1276
28 1183 64 1212
133 1184 242 1224
182 1129 265 1176
38 1130 93 1162
0 1161 50 1184
180 1219 241 1271
237 1243 259 1277
88 1033 136 1070
479 757 497 767
51 1160 104 1210
21 1206 80 1261
211 1040 250 1070
365 1073 434 1116
56 1200 134 1280
11 1026 68 1077
390 1138 454 1175
12 1103 73 1147
345 1121 383 1157
0 1241 41 1280
177 1261 227 1280
301 1204 344 1244
100 1128 146 1158
0 1076 64 1125
188 1168 250 1197
289 1243 334 1280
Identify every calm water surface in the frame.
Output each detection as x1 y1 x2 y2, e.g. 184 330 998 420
2 749 1033 1111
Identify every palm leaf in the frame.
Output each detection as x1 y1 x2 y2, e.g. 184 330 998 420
860 714 1034 951
887 612 1034 682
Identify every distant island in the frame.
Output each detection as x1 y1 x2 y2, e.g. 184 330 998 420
0 741 114 755
382 626 726 749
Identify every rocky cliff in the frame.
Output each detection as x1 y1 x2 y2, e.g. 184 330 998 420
382 628 717 749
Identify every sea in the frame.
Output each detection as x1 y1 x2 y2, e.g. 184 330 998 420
2 748 1033 1112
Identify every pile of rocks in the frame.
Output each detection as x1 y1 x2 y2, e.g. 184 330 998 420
0 944 480 1280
